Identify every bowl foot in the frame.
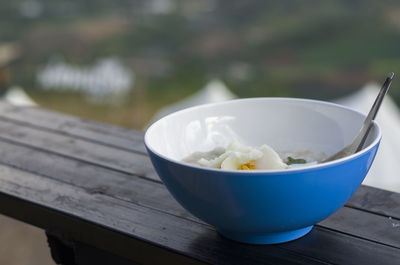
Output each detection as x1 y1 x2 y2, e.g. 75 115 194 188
217 225 313 244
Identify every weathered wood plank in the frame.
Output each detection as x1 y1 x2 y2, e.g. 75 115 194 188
1 104 399 221
0 139 195 221
0 104 399 264
319 206 400 248
0 165 206 265
0 164 333 265
0 102 147 153
281 227 400 265
0 137 398 253
0 164 400 264
3 111 399 217
347 185 400 220
2 105 399 215
0 119 159 181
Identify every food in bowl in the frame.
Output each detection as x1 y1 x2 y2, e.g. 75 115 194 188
144 98 381 244
183 140 327 170
183 140 287 170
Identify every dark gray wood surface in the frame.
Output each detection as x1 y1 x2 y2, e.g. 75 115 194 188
0 102 398 265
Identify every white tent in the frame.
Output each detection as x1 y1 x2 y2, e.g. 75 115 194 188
150 79 236 123
334 83 400 193
3 86 37 107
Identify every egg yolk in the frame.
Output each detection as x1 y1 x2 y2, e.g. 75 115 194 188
238 161 257 170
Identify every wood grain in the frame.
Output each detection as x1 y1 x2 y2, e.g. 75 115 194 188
0 102 399 264
0 164 334 265
319 206 400 248
0 119 159 181
0 102 146 153
0 139 195 221
1 102 399 220
0 135 398 249
0 135 398 264
347 185 400 219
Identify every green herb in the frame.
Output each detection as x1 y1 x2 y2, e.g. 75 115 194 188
286 156 307 165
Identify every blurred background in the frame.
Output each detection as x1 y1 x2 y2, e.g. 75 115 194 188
0 1 400 264
1 0 400 128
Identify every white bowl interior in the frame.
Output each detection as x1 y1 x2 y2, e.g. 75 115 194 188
145 98 380 161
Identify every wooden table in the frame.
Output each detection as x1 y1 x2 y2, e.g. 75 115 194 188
0 102 399 265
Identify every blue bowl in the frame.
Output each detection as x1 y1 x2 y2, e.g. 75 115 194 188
145 98 381 244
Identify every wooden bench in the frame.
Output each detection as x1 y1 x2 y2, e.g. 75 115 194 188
0 101 398 265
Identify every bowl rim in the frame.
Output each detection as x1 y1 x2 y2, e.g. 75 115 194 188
144 97 382 174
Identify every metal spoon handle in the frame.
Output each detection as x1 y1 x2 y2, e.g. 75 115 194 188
355 72 393 152
323 72 394 163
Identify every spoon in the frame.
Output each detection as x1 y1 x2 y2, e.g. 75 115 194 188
322 72 394 163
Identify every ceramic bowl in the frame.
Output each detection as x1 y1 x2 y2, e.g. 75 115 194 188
144 98 381 244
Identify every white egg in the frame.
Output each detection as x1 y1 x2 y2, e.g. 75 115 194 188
220 141 263 170
255 145 288 170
